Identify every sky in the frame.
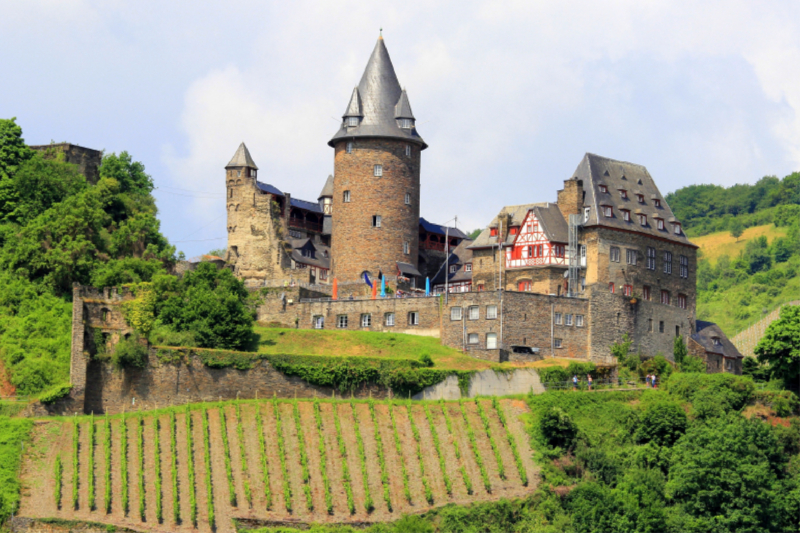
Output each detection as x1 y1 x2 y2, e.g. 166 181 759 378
2 0 799 257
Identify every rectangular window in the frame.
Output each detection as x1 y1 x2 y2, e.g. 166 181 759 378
486 305 498 319
654 199 661 207
603 206 613 218
647 247 656 270
639 214 647 226
623 284 632 297
555 312 563 325
346 142 353 154
680 255 688 278
576 315 584 327
674 223 682 235
361 314 371 327
554 244 565 257
599 185 608 193
657 219 665 230
405 144 411 156
486 333 498 349
490 227 498 236
346 117 359 127
610 246 620 262
622 210 630 222
343 190 351 202
405 192 411 205
468 306 479 320
229 188 233 198
554 338 563 348
518 280 531 291
337 315 348 328
372 215 381 227
450 265 457 273
565 314 573 326
626 249 637 265
584 207 590 223
468 333 479 345
678 294 687 309
374 164 383 177
637 194 645 204
643 285 651 301
465 263 472 272
313 316 324 329
385 313 395 326
451 307 462 321
648 318 653 332
661 290 670 305
663 251 672 274
404 242 409 254
609 282 615 294
408 312 419 325
676 325 681 337
619 189 628 199
659 321 665 333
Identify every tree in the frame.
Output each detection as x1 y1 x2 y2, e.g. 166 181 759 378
539 407 579 450
0 118 34 181
673 336 687 365
729 218 744 241
755 305 800 391
635 401 687 447
2 154 87 223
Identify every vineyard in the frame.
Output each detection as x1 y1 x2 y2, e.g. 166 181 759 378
17 398 537 533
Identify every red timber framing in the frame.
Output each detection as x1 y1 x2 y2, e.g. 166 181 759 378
505 210 567 268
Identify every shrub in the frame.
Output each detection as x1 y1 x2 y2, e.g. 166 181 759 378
0 416 33 524
419 352 434 367
39 383 73 404
635 401 688 447
112 334 148 369
539 406 579 450
666 373 755 418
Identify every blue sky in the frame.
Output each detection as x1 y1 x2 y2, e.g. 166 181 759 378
2 1 799 257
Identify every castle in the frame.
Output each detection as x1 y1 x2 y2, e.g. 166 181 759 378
220 35 744 370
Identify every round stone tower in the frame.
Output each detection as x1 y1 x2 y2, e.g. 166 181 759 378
329 36 427 283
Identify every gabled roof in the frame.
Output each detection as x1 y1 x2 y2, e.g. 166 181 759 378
290 238 331 269
573 153 695 246
256 181 283 196
430 239 474 285
531 205 569 243
394 89 414 119
290 197 322 214
329 37 427 149
318 175 334 199
419 217 468 239
397 261 422 278
343 88 363 118
226 142 258 169
468 203 549 249
692 320 744 359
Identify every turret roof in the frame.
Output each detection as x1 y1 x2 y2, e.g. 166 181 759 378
329 37 426 148
394 89 414 119
343 88 363 117
225 142 258 169
319 174 334 198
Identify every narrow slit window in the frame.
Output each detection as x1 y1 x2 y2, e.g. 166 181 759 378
373 164 383 177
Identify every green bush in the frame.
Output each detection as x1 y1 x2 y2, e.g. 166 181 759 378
666 372 755 417
112 334 148 369
39 383 72 404
0 416 33 523
635 401 688 447
539 407 579 450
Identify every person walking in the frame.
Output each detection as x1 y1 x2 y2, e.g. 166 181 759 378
572 375 578 391
646 374 651 387
652 374 657 389
587 374 593 391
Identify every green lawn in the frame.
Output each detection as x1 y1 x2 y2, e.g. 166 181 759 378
253 326 501 371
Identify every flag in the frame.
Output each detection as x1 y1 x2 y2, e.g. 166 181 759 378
332 278 338 300
363 271 373 288
380 276 386 297
372 281 377 300
425 277 430 296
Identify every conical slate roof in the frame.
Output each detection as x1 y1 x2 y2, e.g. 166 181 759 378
318 174 334 198
329 37 426 149
394 89 414 119
225 142 258 169
343 88 363 118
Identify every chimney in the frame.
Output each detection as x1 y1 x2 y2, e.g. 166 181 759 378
557 178 584 219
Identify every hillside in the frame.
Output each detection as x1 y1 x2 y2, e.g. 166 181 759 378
692 224 788 265
17 398 537 533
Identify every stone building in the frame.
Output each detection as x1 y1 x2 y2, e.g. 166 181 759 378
689 320 744 374
30 142 103 184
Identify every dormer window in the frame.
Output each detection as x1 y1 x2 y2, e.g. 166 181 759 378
712 337 722 346
638 214 647 226
346 117 359 127
637 194 645 204
603 206 613 218
450 265 457 274
509 226 519 235
490 227 498 237
622 209 631 222
619 189 628 199
657 218 665 230
398 118 413 129
654 199 662 208
465 263 472 272
673 223 682 235
599 185 609 193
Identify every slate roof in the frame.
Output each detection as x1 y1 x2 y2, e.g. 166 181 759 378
290 238 331 269
394 89 414 119
468 203 549 249
419 217 468 239
226 142 258 169
343 87 363 118
397 261 422 278
255 181 283 196
290 197 323 214
532 204 569 243
318 175 334 198
329 37 427 149
430 239 474 285
692 320 744 359
573 153 695 246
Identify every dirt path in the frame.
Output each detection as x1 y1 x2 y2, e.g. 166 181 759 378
500 399 539 486
224 405 250 515
108 418 125 522
142 416 158 525
261 402 289 515
18 421 61 518
156 414 176 529
174 411 193 530
191 409 212 533
240 404 268 513
94 419 108 518
207 407 237 533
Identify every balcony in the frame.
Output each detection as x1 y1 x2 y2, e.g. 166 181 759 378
289 218 322 233
420 240 445 251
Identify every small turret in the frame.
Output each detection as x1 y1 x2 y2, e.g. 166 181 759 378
318 174 334 215
394 89 415 129
225 142 258 179
342 88 363 129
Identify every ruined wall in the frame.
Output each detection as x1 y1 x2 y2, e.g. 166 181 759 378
30 143 103 184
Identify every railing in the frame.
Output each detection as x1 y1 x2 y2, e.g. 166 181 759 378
289 218 322 232
299 293 440 303
421 241 446 251
540 377 657 392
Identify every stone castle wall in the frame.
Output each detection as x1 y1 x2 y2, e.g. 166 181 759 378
30 143 103 184
331 138 421 281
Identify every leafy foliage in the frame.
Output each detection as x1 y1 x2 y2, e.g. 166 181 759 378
539 406 579 450
0 416 32 524
756 304 800 390
112 333 148 369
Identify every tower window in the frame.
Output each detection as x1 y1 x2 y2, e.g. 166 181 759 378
346 117 359 127
399 118 412 129
250 169 256 177
405 192 411 205
404 242 409 254
405 144 411 156
372 215 382 227
346 142 353 154
229 188 233 198
343 190 351 203
374 165 383 177
584 207 590 223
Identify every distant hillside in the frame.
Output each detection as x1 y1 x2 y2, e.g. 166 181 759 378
667 172 800 337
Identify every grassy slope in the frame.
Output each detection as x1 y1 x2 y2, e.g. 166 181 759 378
252 326 571 371
691 224 788 265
